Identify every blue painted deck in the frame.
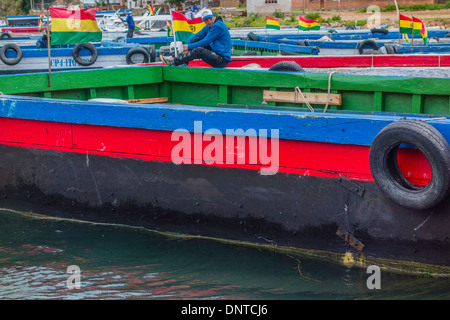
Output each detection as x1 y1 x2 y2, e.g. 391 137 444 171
232 39 320 54
1 94 450 146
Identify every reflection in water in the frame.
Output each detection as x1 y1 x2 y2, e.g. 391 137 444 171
1 209 449 300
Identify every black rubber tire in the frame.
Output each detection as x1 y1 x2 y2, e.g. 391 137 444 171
371 28 389 34
242 51 257 56
247 32 259 41
0 32 12 40
346 25 356 30
125 46 150 64
148 45 156 62
444 32 450 38
0 43 23 65
268 61 304 72
369 119 450 210
297 40 309 46
384 44 396 54
358 39 378 55
72 43 98 66
280 50 298 56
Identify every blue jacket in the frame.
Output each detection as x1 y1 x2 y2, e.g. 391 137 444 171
187 19 231 62
36 35 48 48
121 14 134 29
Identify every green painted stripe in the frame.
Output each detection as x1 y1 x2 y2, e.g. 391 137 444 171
174 31 192 43
51 31 102 45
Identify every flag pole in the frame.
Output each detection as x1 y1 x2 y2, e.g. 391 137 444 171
46 12 52 87
171 12 178 58
411 16 414 52
393 0 400 45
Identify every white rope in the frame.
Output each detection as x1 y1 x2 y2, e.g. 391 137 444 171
294 86 314 112
353 41 361 56
323 71 336 113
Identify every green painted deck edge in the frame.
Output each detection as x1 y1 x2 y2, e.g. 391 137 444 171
0 65 449 115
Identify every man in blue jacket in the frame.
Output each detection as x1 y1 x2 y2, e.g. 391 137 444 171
161 10 231 68
119 12 135 38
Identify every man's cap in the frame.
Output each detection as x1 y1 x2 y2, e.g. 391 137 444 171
201 9 215 21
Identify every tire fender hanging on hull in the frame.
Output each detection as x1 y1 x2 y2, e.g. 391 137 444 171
369 119 450 210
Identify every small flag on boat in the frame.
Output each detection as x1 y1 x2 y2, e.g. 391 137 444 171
266 16 280 30
414 16 428 45
167 20 173 37
399 15 428 45
50 7 102 45
171 11 205 43
38 14 44 31
298 16 320 31
134 22 142 30
148 5 155 16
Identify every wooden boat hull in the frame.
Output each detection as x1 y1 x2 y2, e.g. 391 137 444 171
0 66 450 272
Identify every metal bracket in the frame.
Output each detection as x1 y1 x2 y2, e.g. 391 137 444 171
335 177 365 197
336 227 365 253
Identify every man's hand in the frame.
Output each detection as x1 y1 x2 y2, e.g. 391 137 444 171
183 44 189 52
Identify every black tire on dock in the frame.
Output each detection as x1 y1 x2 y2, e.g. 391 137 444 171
369 119 450 210
280 50 299 56
371 28 389 34
0 43 23 65
297 40 309 46
0 32 12 40
268 61 304 72
247 32 259 41
126 46 150 64
72 43 98 66
384 44 396 54
358 39 378 55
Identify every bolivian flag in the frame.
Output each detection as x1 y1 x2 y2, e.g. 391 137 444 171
148 5 155 16
135 22 142 31
266 16 280 30
167 20 173 37
171 11 205 43
50 7 102 45
399 14 428 44
298 16 320 31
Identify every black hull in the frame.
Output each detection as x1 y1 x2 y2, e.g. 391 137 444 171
1 144 450 269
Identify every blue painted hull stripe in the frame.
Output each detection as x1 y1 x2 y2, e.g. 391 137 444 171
1 95 450 146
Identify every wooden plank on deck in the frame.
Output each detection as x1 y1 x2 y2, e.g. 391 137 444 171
263 90 342 106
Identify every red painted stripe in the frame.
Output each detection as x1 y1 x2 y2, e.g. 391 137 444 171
0 117 431 185
187 55 450 68
49 7 98 20
0 27 47 33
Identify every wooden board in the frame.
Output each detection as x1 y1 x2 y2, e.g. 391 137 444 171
263 90 342 106
127 97 168 104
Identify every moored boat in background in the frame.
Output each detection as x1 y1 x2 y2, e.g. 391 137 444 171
0 41 155 74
